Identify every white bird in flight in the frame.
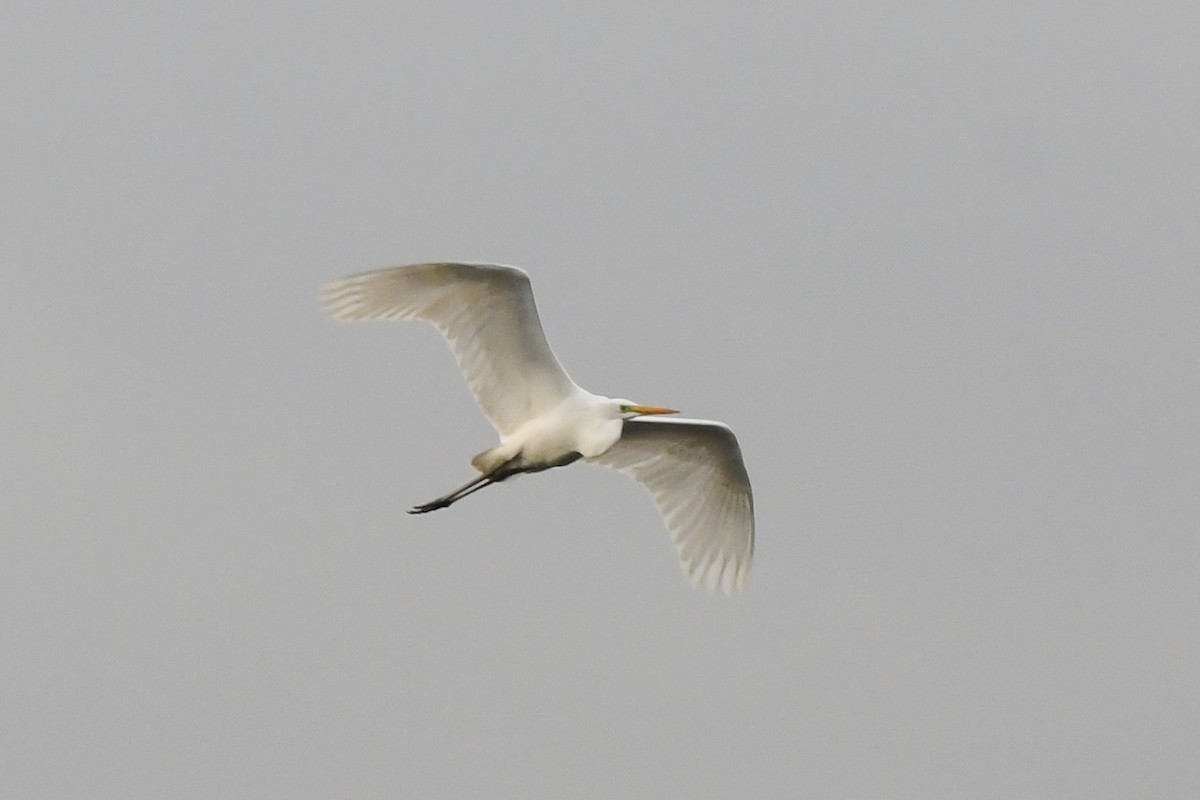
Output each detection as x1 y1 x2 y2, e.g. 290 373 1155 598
322 263 754 594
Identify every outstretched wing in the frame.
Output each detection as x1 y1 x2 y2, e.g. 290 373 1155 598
322 263 580 437
589 417 754 594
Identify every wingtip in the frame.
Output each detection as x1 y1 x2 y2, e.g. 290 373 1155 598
319 276 363 320
683 554 749 596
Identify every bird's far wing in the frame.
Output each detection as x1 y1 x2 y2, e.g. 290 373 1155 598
322 263 580 437
588 417 754 594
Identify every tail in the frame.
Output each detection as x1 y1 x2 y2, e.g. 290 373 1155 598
471 444 519 475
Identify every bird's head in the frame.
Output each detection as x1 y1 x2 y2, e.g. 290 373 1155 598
614 400 679 420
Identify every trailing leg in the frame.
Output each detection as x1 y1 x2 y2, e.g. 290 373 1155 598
407 454 521 514
407 451 583 515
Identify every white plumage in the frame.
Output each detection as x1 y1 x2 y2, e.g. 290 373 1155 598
322 262 754 594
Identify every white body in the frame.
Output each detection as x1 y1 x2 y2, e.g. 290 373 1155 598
323 263 755 594
477 389 624 471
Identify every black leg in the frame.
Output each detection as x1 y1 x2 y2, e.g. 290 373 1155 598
407 455 522 515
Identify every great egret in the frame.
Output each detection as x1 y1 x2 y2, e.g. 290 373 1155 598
322 263 754 594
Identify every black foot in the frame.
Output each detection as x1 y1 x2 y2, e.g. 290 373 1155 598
408 498 451 514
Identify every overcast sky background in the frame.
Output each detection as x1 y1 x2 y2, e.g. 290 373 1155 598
3 3 1198 798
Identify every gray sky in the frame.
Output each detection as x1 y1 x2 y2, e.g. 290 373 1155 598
3 3 1198 798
